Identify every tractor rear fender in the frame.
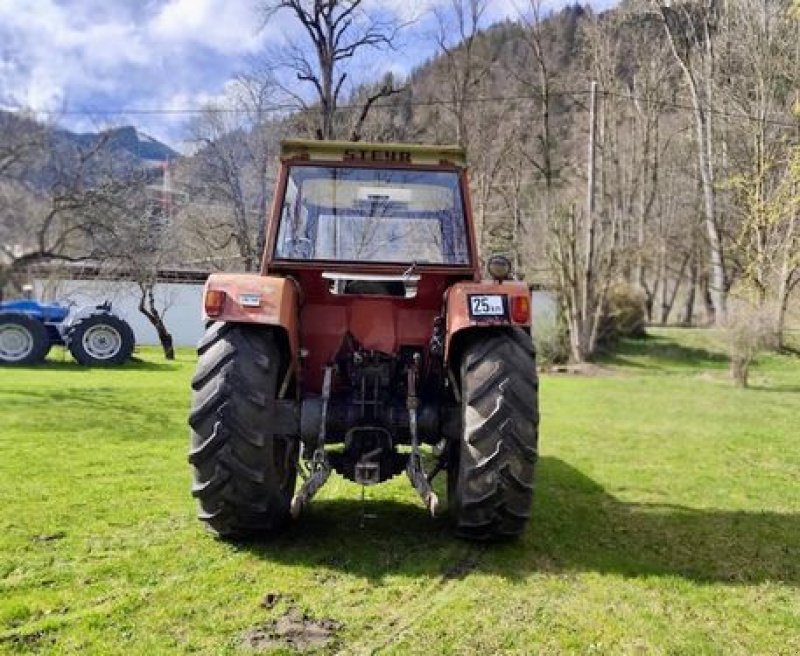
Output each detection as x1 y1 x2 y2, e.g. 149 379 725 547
443 280 532 368
202 273 300 361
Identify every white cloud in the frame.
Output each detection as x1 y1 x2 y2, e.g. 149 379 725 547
0 0 156 109
0 0 617 148
0 0 285 147
366 0 447 23
150 0 271 54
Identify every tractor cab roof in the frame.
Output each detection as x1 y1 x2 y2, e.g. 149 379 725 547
280 139 467 168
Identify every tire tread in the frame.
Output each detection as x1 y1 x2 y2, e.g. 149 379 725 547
188 324 297 538
452 328 539 540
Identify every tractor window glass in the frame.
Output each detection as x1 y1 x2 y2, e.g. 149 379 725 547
275 166 470 264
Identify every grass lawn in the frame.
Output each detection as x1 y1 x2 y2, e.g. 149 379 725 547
1 328 798 654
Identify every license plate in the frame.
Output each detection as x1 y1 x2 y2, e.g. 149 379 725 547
238 293 261 307
468 294 505 318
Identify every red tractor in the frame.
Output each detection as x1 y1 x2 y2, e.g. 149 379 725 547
188 140 538 540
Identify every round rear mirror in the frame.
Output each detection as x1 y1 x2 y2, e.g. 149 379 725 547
487 255 513 282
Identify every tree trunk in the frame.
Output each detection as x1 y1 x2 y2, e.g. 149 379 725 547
774 209 798 349
658 2 728 323
683 256 697 327
700 271 716 325
658 238 668 324
661 253 689 325
730 356 749 388
156 326 175 360
580 81 598 355
138 285 175 360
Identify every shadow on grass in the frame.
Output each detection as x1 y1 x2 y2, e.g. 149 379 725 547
2 356 181 374
237 457 799 586
749 384 800 393
0 387 183 427
2 356 181 373
124 356 183 371
600 333 729 371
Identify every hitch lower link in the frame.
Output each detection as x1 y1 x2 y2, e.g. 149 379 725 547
291 366 333 518
406 355 439 516
290 361 440 518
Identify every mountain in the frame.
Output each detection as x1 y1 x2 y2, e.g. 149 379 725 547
55 125 179 163
0 110 179 192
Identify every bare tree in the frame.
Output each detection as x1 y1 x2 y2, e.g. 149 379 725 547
0 116 182 360
259 0 405 140
516 0 559 213
0 111 46 180
469 101 521 257
433 0 492 149
733 144 800 347
486 0 562 281
113 205 178 361
654 0 728 323
724 296 778 387
179 69 281 271
0 128 143 295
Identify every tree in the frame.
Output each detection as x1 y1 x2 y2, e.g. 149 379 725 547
733 144 800 348
516 0 560 215
0 111 46 180
259 0 405 140
714 0 799 343
432 0 493 149
178 69 281 272
547 77 623 362
654 0 728 323
111 201 179 361
495 0 563 279
0 128 143 296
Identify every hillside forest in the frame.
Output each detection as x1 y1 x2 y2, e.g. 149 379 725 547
1 0 799 362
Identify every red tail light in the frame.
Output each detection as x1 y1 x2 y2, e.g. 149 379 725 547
204 289 226 317
510 295 530 324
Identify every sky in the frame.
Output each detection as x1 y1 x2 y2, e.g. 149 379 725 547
0 0 616 151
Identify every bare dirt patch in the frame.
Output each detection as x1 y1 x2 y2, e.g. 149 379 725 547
242 607 340 653
260 592 282 609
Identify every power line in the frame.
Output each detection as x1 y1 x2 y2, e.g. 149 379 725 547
12 87 800 130
24 89 593 116
600 90 800 131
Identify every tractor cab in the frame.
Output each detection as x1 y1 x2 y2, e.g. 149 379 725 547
272 147 473 268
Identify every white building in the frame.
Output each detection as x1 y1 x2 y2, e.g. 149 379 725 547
33 273 205 348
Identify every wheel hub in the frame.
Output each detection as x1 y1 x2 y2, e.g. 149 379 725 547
82 324 122 360
0 324 34 362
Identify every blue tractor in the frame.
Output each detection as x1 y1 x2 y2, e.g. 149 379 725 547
0 299 135 366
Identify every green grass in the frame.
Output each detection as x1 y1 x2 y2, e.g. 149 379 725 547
1 328 799 654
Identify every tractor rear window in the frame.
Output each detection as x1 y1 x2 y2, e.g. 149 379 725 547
274 166 470 265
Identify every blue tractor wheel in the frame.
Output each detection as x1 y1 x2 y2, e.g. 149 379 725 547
0 313 51 364
67 312 135 366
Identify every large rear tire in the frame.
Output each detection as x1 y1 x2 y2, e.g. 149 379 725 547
188 322 299 538
0 313 50 365
450 328 539 540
